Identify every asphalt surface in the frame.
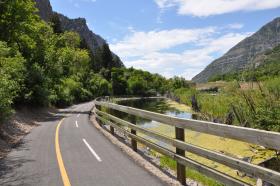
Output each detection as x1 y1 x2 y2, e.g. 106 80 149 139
0 101 165 186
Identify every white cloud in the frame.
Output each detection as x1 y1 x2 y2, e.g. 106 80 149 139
110 27 251 80
154 0 280 17
111 27 215 57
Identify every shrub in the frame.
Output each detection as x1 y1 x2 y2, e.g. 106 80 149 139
0 41 25 121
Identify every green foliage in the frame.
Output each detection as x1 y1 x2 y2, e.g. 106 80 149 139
209 45 280 83
0 41 25 121
127 76 148 95
209 73 239 82
169 76 192 90
0 0 39 45
173 88 197 105
265 77 280 99
173 80 280 131
93 43 119 72
111 68 128 95
232 79 280 131
100 43 113 69
197 93 237 122
54 77 84 106
108 67 191 96
206 45 280 131
87 73 111 97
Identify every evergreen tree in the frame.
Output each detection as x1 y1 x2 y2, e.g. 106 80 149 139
101 43 113 69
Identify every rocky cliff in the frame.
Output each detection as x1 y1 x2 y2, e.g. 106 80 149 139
34 0 53 22
34 0 123 67
57 14 108 54
192 17 280 83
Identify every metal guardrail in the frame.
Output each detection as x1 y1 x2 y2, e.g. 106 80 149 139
94 98 280 186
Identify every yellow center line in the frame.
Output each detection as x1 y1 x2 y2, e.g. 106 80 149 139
55 118 71 186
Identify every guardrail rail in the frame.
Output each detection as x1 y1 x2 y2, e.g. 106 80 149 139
94 98 280 186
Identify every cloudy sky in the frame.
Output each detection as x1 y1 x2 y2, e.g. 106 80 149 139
50 0 280 79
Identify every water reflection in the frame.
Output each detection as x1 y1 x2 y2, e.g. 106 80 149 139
103 98 192 128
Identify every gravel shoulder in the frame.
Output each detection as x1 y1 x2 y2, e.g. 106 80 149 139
0 107 57 159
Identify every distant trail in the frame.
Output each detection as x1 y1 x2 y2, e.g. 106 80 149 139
0 101 164 186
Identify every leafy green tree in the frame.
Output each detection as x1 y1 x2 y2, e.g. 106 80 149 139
88 73 111 97
93 43 120 72
0 41 25 121
101 43 113 69
169 76 191 90
99 67 111 81
0 0 39 45
127 76 148 96
111 68 128 95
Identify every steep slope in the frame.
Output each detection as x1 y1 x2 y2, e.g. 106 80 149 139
34 0 123 67
192 17 280 83
34 0 53 21
56 13 108 54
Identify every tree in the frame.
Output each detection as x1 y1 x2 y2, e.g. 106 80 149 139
101 43 113 69
88 73 111 97
0 0 39 45
111 68 128 95
127 76 148 96
0 41 25 121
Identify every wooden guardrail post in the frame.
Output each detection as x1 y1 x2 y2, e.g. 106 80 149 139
131 116 137 152
175 127 186 185
110 126 115 135
95 106 102 126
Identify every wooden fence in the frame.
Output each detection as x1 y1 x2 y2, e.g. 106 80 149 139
94 98 280 186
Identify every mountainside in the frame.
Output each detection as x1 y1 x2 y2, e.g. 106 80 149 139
34 0 123 67
192 17 280 83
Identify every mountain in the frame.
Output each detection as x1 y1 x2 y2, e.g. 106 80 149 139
192 17 280 83
34 0 124 67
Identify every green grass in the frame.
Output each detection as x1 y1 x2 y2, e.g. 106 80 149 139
160 156 223 186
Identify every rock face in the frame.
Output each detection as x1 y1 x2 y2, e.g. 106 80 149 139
192 17 280 83
34 0 124 67
57 14 107 54
34 0 53 22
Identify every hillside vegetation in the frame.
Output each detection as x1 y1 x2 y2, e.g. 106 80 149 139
209 45 280 82
173 45 280 132
0 0 190 123
192 17 280 83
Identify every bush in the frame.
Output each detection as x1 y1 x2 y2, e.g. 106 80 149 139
88 73 111 97
0 41 25 121
127 76 148 96
55 77 82 106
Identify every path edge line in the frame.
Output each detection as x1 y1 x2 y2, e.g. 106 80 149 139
55 118 71 186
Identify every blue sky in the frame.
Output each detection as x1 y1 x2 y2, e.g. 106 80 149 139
50 0 280 79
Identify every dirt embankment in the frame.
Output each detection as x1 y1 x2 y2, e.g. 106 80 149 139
0 107 56 159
